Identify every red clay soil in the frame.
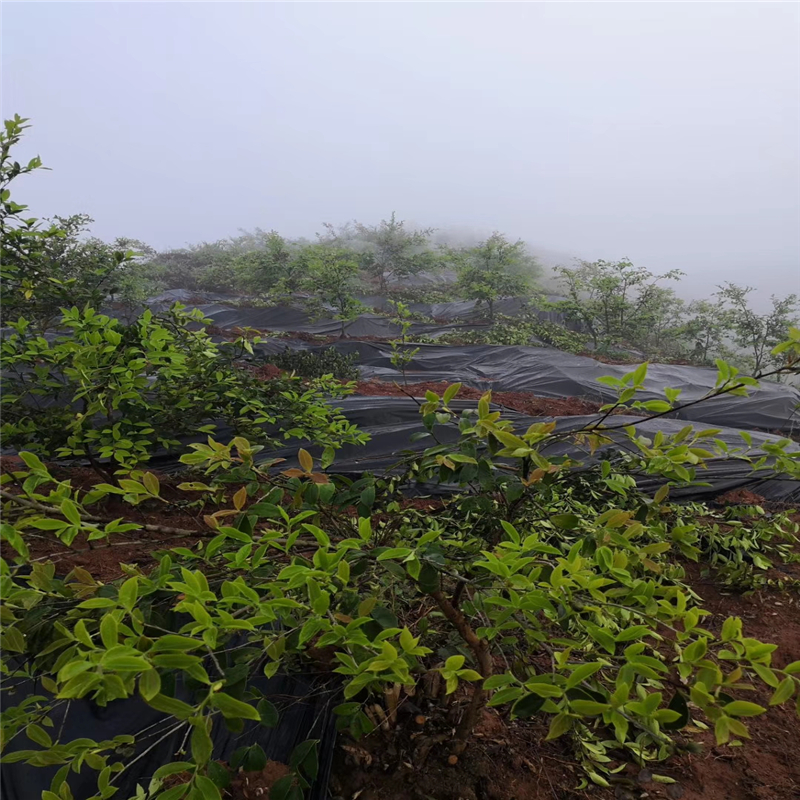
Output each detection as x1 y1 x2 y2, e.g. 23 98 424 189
355 380 603 417
248 360 604 418
714 488 768 506
329 709 597 800
251 362 284 380
226 761 291 799
0 459 212 582
668 562 800 800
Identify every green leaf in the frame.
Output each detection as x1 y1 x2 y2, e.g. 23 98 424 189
359 486 375 510
26 723 53 748
191 719 213 766
151 636 203 652
570 700 610 716
99 614 118 650
565 662 603 690
545 713 572 740
723 701 766 717
523 682 563 698
616 626 650 643
77 597 117 610
210 692 260 721
511 694 545 719
207 760 231 790
444 655 465 671
715 715 731 745
270 774 297 800
118 577 138 611
484 674 517 691
19 452 46 472
550 513 580 530
258 699 279 727
140 669 162 701
153 762 195 780
443 383 461 404
417 563 439 594
102 654 150 672
146 694 196 719
721 617 741 643
60 498 81 526
243 744 267 772
195 775 222 800
290 739 319 781
377 547 413 561
662 691 689 730
770 678 795 706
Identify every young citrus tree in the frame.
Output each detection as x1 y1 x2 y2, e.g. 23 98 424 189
452 233 538 320
301 244 364 338
556 259 684 353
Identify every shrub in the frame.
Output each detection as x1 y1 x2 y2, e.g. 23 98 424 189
270 346 360 382
1 304 366 474
438 314 587 353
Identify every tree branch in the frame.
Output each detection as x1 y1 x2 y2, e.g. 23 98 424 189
431 589 492 755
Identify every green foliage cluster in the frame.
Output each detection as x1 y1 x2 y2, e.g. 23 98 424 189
270 347 360 382
438 313 588 353
556 259 799 369
1 305 366 475
0 121 367 477
446 233 539 321
1 118 142 327
387 300 421 385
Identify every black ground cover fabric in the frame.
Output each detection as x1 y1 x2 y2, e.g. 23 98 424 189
0 671 339 800
138 397 798 503
245 397 798 503
263 341 799 436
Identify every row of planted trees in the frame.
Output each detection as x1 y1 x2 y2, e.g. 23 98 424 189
2 116 796 373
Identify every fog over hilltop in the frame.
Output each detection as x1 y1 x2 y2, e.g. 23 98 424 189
3 2 798 310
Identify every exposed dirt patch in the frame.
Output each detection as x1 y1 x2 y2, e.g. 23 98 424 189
714 488 767 506
354 380 603 418
1 459 214 581
251 362 284 380
330 709 601 800
227 760 291 799
669 562 800 800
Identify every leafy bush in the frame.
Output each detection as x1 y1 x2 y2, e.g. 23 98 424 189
448 233 538 320
1 304 366 473
438 314 587 353
696 504 800 592
270 346 360 382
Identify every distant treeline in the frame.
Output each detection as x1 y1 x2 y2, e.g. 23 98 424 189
4 194 797 373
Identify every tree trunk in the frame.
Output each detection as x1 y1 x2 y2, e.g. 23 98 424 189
431 590 493 755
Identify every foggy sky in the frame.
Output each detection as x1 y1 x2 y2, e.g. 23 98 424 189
3 2 799 307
